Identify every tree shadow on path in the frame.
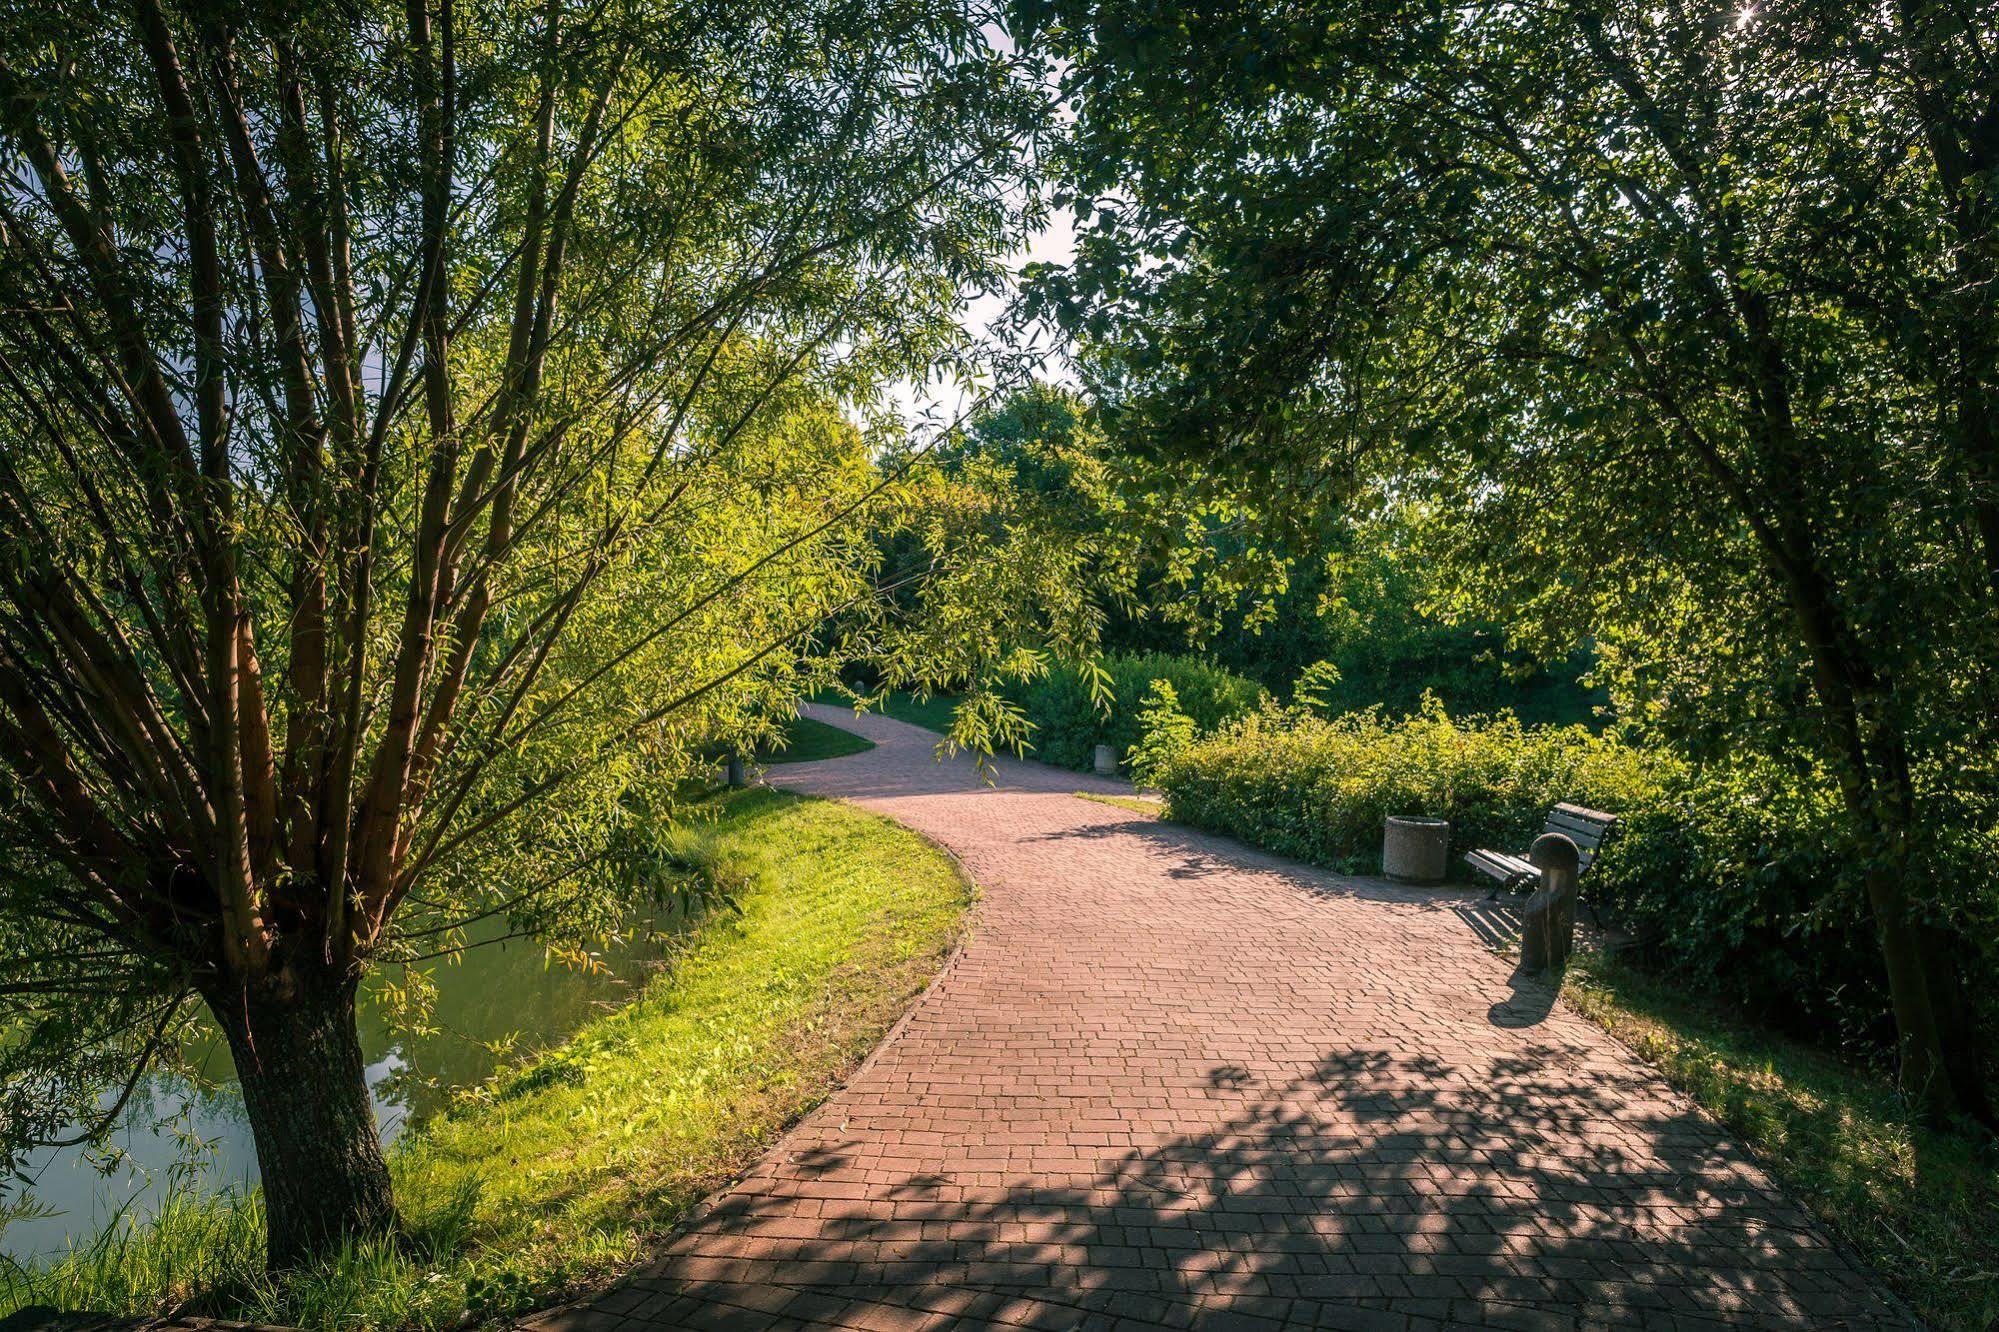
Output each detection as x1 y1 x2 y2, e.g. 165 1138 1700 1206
626 1048 1915 1331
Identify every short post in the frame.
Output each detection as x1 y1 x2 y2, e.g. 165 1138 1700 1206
725 751 746 788
1519 831 1581 973
1093 744 1117 776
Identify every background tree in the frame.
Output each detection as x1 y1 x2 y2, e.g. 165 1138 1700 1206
1023 0 1999 1120
0 0 1046 1266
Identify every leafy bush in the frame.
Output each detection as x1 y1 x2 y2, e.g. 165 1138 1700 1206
1126 680 1197 788
1015 652 1264 772
1154 699 1669 872
1151 701 1983 1041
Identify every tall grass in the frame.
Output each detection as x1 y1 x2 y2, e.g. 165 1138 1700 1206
2 788 970 1329
1 1191 267 1320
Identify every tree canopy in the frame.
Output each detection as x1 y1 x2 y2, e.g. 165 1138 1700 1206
1024 0 1999 1120
0 0 1048 1264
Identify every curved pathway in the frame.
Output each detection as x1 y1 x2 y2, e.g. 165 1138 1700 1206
532 706 1913 1331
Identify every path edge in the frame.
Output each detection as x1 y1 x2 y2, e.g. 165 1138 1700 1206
511 787 982 1327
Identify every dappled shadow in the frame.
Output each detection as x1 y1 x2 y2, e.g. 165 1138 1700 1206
633 1048 1911 1329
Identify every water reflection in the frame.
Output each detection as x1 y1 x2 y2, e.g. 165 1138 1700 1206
4 914 682 1261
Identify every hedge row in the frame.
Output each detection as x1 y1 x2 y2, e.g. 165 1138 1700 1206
1151 703 1900 1039
1015 652 1263 772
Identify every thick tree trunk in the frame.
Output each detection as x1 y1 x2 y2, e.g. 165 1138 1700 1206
1918 922 1995 1127
206 964 397 1270
1777 571 1970 1121
1856 866 1958 1118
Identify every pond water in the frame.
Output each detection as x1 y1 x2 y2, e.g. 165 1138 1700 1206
2 913 686 1262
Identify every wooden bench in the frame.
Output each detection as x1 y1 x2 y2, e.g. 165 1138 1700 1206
1467 803 1618 906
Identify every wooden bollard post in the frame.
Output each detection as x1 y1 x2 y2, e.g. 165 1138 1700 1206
1519 831 1580 973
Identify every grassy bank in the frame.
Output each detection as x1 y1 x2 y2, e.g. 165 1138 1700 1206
2 788 970 1329
811 689 958 734
766 713 874 763
1564 953 1999 1330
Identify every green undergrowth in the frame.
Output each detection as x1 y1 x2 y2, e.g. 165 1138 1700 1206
2 788 970 1329
1565 952 1999 1331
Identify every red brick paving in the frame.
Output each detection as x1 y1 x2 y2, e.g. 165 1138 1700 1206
525 706 1915 1331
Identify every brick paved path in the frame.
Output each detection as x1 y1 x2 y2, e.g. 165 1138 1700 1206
530 707 1914 1331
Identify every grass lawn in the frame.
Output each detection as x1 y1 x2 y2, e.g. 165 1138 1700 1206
764 713 874 763
1565 953 1999 1331
2 788 970 1330
810 689 960 734
1074 791 1160 816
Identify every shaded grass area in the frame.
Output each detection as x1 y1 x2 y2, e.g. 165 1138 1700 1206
1 789 970 1330
1565 952 1999 1331
811 689 959 734
764 714 874 764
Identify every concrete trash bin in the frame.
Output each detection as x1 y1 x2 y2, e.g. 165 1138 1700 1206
1383 815 1449 884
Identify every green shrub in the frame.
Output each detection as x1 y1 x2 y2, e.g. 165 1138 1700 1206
1151 701 1964 1040
1153 698 1669 872
1015 652 1264 772
1126 680 1196 788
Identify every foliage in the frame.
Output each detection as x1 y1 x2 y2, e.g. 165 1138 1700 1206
1106 509 1606 727
1124 680 1194 787
854 381 1359 760
854 384 1143 761
1012 651 1263 772
1566 953 1999 1332
0 0 1048 1257
1153 702 1670 877
1 789 971 1329
814 689 962 736
1026 0 1999 1117
1297 521 1606 726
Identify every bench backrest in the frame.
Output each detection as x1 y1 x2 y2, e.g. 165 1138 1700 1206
1541 802 1618 874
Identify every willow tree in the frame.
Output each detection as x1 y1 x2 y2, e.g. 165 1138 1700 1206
1026 0 1999 1120
0 0 1044 1266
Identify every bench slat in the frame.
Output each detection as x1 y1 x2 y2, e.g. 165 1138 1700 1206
1545 818 1607 839
1466 849 1537 884
1546 807 1615 829
1468 803 1622 890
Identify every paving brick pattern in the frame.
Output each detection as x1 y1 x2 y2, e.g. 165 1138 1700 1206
527 707 1914 1331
